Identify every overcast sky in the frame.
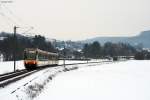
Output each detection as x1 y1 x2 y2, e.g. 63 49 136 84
0 0 150 40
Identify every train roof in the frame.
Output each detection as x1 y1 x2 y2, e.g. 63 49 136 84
24 48 58 56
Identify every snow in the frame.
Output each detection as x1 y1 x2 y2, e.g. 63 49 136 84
0 60 108 100
1 60 150 100
59 59 105 65
0 66 58 100
36 60 150 100
0 60 25 75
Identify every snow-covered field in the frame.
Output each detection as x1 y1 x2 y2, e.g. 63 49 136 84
37 60 150 100
0 60 24 74
1 60 150 100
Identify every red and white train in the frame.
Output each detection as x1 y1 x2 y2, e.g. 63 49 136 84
24 48 58 70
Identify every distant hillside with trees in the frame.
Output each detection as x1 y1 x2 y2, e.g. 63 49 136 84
82 30 150 48
1 32 150 61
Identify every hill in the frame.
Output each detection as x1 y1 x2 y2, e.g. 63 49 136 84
83 31 150 48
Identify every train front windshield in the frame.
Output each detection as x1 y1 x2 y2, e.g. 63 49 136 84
24 51 36 60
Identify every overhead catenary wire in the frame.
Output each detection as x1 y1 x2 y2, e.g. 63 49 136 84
0 4 14 31
2 4 24 25
2 4 33 29
1 4 36 35
0 0 21 25
2 5 36 36
0 1 36 37
21 27 34 35
0 11 17 25
0 1 42 39
0 3 19 26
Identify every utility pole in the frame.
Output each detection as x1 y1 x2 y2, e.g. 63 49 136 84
13 26 19 72
13 26 32 72
63 43 66 69
54 39 56 49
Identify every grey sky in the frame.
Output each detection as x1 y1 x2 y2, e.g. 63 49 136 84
0 0 150 40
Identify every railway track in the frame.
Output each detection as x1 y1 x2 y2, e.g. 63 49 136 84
0 69 40 88
0 61 112 88
0 70 27 82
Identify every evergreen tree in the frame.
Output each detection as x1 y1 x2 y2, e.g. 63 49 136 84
82 43 90 58
90 41 101 58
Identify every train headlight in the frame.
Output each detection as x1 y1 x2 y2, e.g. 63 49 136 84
33 61 37 64
25 61 27 64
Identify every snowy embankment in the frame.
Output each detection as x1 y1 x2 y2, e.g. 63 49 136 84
36 60 150 100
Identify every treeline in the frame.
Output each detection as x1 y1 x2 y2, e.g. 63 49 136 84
0 33 55 61
82 41 136 59
135 50 150 60
1 32 149 61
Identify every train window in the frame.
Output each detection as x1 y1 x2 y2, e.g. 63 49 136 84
24 52 36 60
38 53 48 61
24 52 27 59
49 55 52 60
38 53 44 61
